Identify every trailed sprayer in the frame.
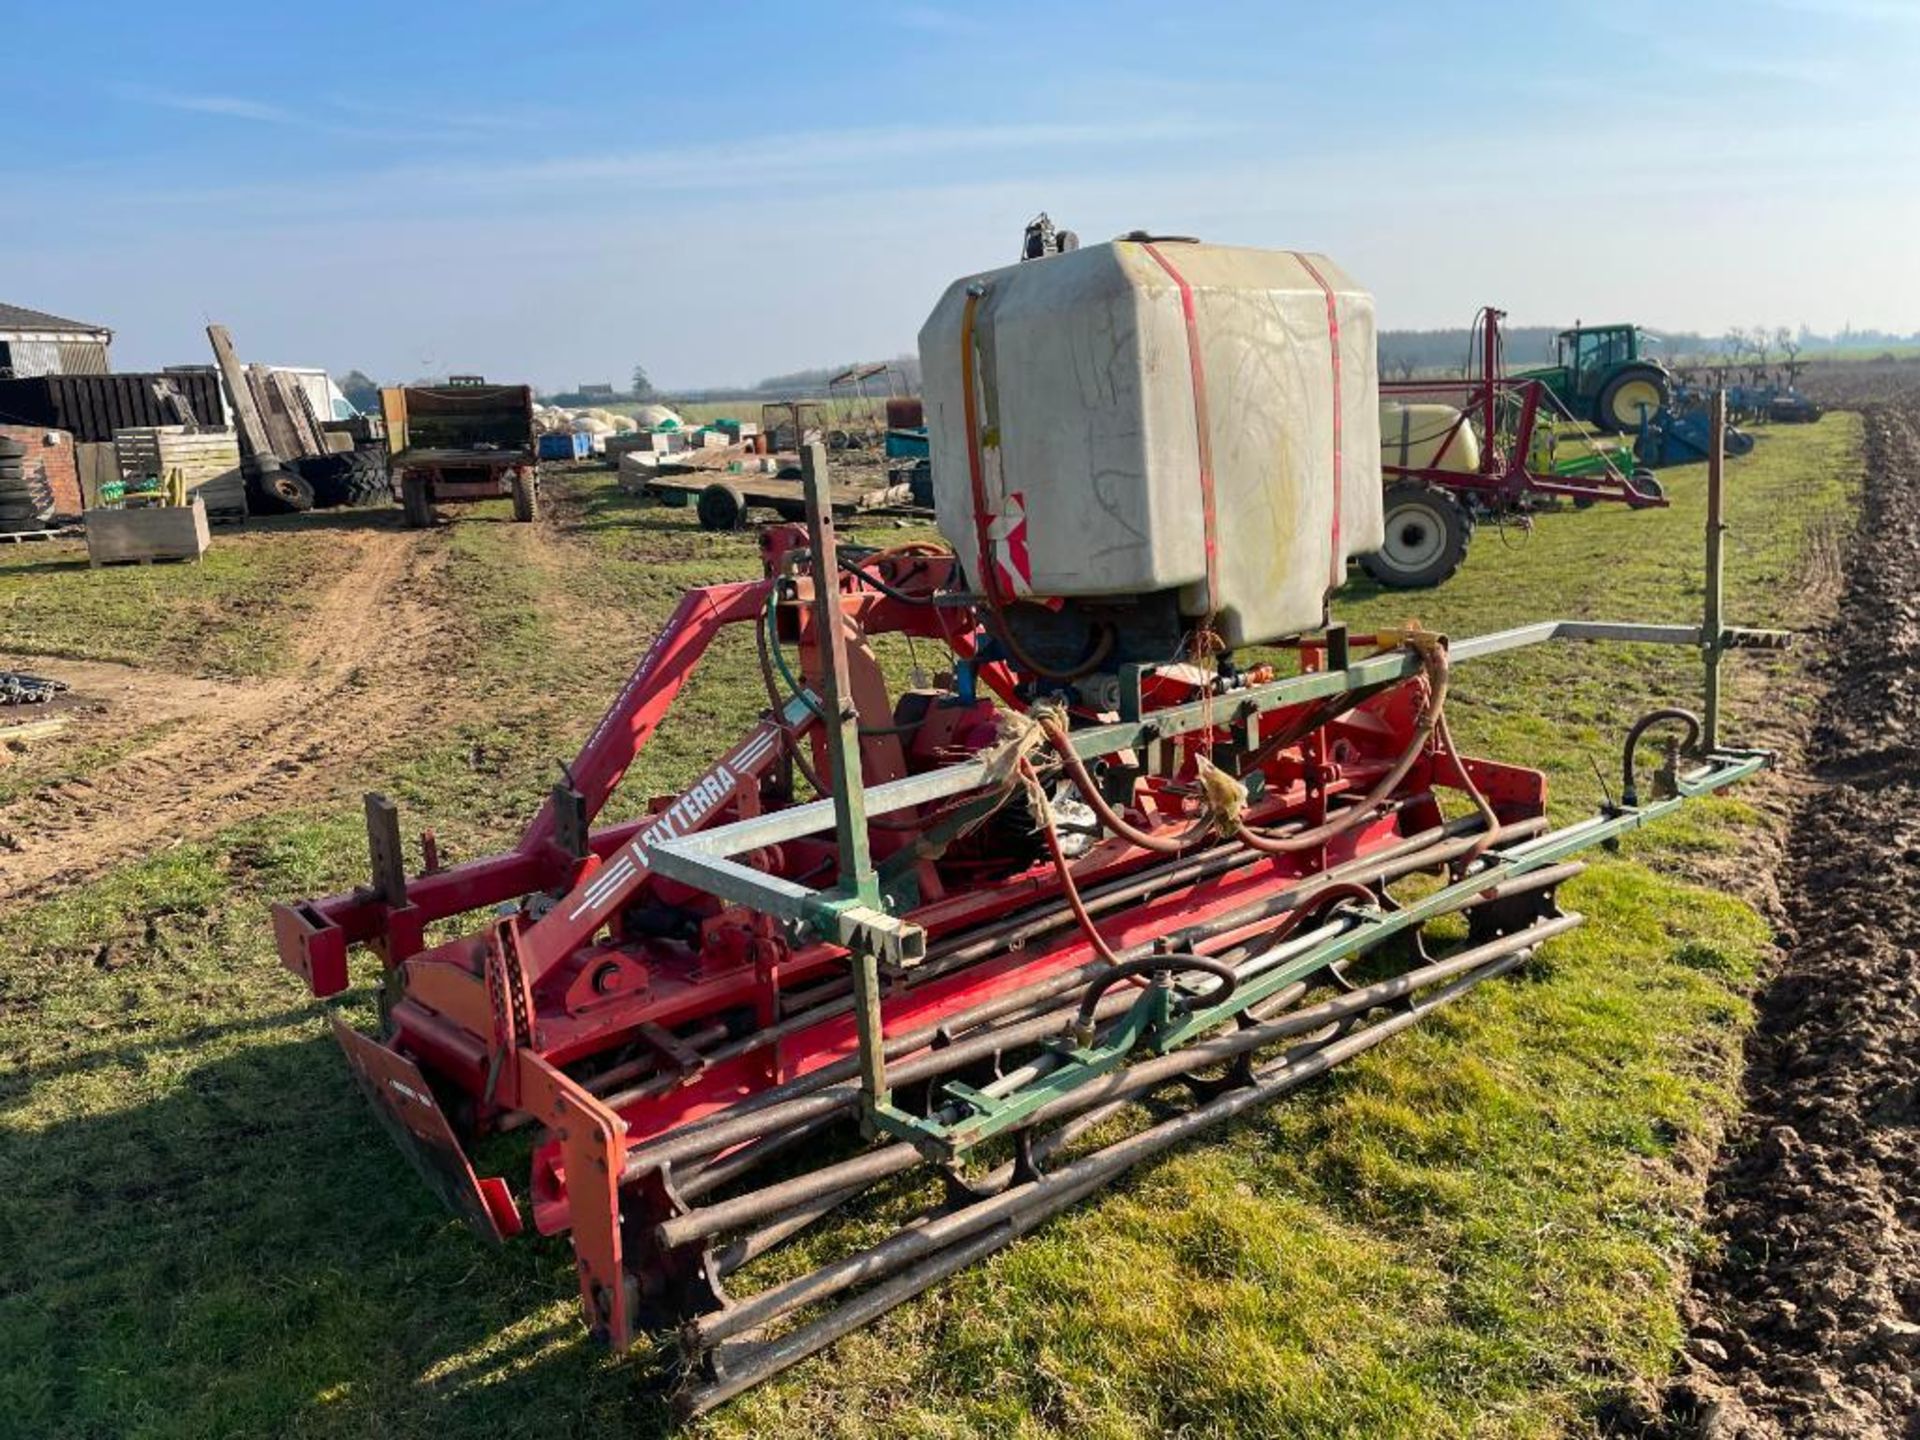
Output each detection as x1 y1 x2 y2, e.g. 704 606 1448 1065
273 236 1783 1415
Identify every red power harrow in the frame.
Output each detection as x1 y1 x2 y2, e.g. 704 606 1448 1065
274 463 1779 1415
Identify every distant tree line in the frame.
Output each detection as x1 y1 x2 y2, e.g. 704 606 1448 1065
340 322 1919 412
1378 322 1920 379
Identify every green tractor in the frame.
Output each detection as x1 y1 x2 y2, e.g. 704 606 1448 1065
1517 322 1671 433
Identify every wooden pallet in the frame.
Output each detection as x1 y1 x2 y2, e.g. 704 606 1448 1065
0 524 83 545
112 427 249 520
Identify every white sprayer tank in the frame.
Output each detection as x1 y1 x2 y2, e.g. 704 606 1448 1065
918 237 1383 650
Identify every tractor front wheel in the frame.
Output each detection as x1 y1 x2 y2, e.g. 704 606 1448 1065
1595 367 1669 432
1359 483 1470 589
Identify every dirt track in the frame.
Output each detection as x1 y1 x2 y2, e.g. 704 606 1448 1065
1659 400 1920 1437
0 525 446 898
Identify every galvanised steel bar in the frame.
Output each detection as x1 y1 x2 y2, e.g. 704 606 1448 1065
675 931 1555 1418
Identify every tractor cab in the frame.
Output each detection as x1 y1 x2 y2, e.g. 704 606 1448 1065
1559 324 1644 392
1519 321 1670 433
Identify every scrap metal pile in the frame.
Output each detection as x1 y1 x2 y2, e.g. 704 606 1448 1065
273 237 1784 1416
1 670 68 705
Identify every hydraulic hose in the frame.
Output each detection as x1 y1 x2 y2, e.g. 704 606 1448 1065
1021 755 1121 964
754 585 824 796
1234 635 1448 857
1621 707 1701 806
1035 715 1209 856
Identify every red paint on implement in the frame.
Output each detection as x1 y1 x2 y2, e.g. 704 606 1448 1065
1290 252 1346 588
1139 242 1221 622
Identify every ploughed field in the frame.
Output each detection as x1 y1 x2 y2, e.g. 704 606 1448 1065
0 411 1869 1438
1640 379 1920 1440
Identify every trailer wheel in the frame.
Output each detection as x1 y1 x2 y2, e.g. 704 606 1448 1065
1359 483 1469 589
249 466 315 515
511 471 538 523
697 482 746 531
401 474 435 529
1595 367 1669 432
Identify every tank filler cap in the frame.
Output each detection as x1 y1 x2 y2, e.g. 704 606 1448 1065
1119 231 1201 244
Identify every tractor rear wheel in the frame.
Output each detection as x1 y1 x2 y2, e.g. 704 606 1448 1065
1360 483 1470 589
343 449 391 505
510 471 538 523
1595 367 1669 432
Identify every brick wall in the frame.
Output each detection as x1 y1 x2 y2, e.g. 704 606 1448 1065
0 424 82 518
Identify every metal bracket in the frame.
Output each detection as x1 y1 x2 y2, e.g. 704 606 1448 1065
552 782 589 861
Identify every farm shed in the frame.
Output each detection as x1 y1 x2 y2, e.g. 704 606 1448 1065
0 302 112 379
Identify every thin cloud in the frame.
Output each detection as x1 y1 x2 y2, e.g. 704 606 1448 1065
118 86 295 123
1766 0 1920 20
114 84 512 145
887 6 993 36
500 118 1230 187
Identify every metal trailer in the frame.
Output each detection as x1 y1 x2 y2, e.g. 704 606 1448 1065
1369 306 1668 588
380 381 539 527
275 400 1781 1417
648 472 917 531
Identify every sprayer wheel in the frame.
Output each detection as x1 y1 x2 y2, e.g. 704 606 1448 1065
1360 483 1469 589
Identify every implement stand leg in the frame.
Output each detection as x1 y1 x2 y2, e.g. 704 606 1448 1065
800 441 890 1121
850 945 890 1131
1703 389 1727 751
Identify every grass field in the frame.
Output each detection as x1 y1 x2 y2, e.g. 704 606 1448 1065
0 414 1860 1438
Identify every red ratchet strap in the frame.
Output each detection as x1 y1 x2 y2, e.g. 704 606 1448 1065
958 287 1003 607
1139 242 1221 624
1290 251 1346 588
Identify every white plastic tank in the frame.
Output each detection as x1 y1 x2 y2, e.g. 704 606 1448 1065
1380 401 1480 474
918 237 1383 649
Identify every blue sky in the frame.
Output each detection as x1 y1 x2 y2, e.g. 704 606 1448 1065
4 0 1916 389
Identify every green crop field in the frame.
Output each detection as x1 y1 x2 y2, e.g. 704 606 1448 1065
0 414 1860 1438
